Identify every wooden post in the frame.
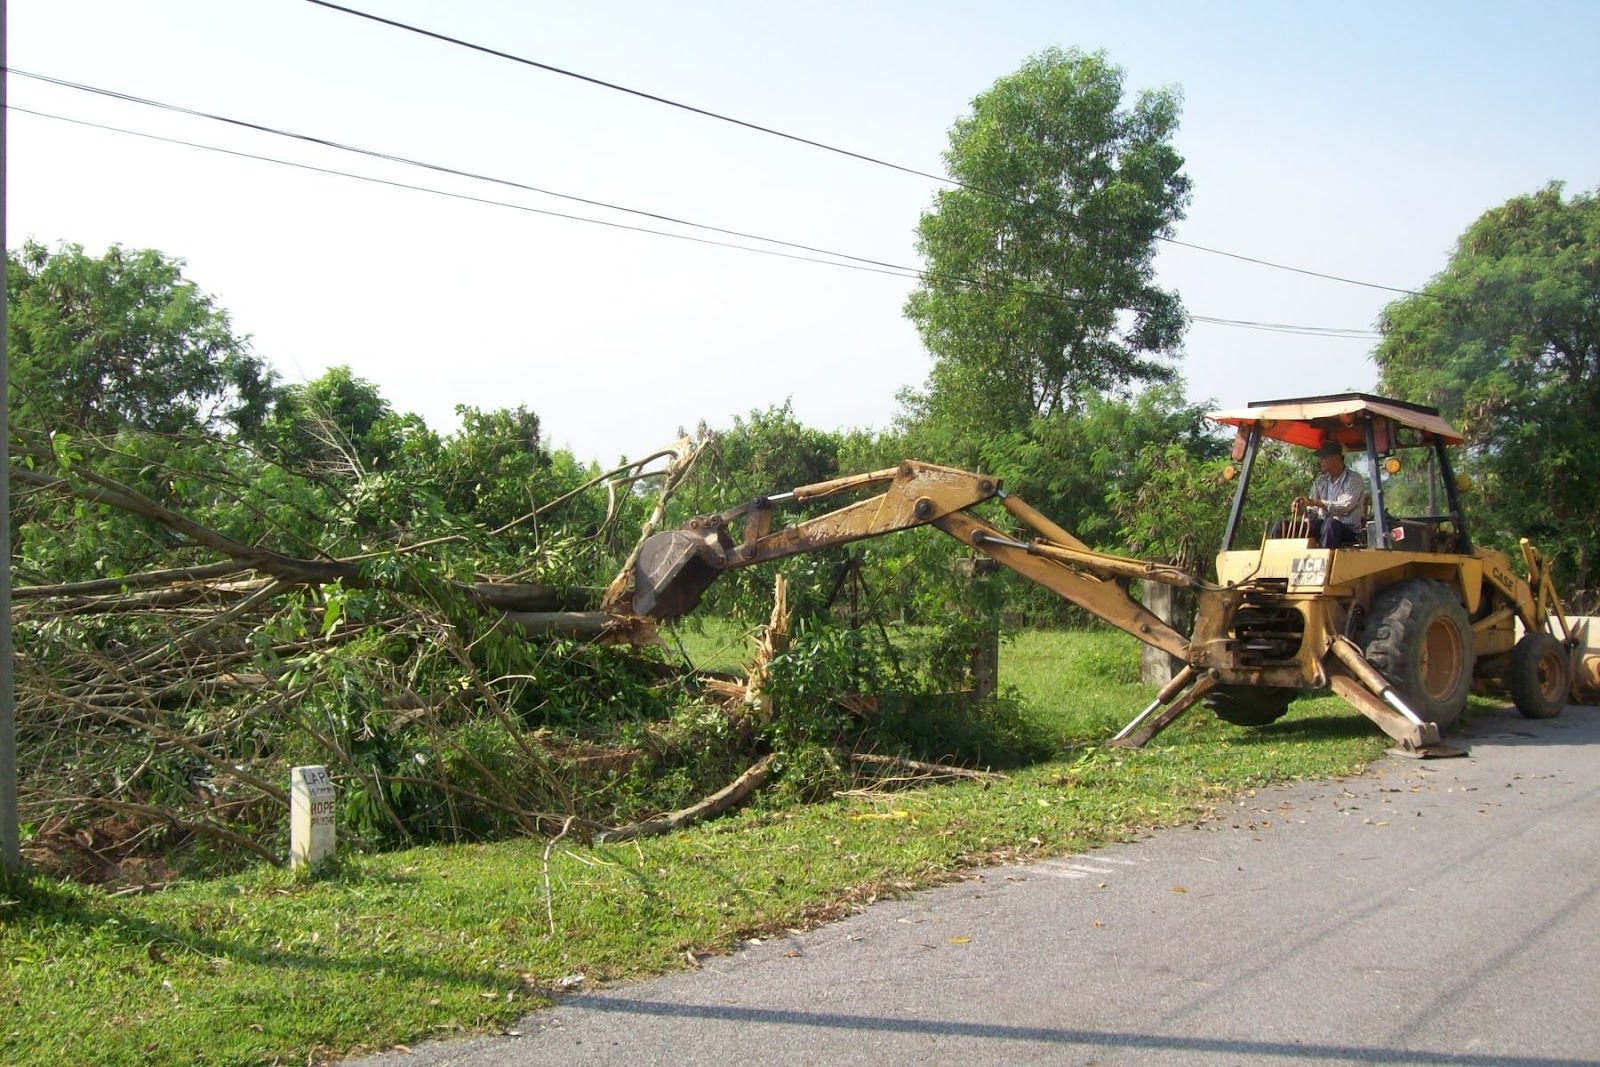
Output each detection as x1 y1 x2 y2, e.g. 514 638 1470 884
290 766 336 869
1139 581 1190 686
957 558 1001 702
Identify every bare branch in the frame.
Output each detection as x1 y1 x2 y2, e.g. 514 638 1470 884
14 560 251 599
850 752 1005 782
597 753 775 844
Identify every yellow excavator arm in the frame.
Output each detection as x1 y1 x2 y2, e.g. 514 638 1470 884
631 460 1194 659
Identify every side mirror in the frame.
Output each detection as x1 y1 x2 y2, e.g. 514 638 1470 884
1221 464 1238 482
1455 472 1472 491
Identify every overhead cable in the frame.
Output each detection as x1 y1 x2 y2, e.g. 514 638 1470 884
7 102 1378 340
9 69 915 279
4 104 910 278
300 0 1434 300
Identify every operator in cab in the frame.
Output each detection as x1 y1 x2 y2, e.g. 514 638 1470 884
1283 440 1367 549
1286 438 1363 547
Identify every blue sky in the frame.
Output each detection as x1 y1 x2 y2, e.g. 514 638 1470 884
8 0 1598 464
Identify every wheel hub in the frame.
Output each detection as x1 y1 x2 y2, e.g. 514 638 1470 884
1421 617 1465 702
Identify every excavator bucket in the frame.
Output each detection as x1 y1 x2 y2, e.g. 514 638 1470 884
633 530 724 620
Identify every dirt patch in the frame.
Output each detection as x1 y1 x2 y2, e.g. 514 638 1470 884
22 814 177 887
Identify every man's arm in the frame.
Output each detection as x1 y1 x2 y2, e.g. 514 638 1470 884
1303 475 1329 515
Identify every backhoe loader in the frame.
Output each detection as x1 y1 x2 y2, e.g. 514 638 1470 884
630 394 1593 756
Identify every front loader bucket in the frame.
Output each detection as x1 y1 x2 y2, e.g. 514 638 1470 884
1564 617 1600 704
633 530 724 620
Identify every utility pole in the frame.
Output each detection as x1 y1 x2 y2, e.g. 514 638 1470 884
1 0 20 877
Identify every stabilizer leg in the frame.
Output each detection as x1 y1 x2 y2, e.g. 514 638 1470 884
1324 638 1466 758
1110 667 1217 749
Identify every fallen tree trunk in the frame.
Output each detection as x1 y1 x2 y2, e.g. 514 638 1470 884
597 753 777 844
468 583 601 612
12 463 605 616
10 431 711 645
502 611 660 645
32 578 275 616
13 560 252 599
502 611 624 640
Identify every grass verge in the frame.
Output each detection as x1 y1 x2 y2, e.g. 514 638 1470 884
2 629 1399 1066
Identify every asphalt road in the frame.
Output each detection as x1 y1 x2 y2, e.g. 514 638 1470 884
357 705 1600 1067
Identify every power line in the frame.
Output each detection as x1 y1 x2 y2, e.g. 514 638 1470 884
9 69 918 280
7 67 1367 339
299 0 945 186
301 0 1435 301
1190 315 1378 338
5 105 917 278
7 102 1379 341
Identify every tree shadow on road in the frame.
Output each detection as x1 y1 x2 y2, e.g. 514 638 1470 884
572 995 1600 1067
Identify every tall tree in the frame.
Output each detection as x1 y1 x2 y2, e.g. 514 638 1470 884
903 48 1191 435
1375 182 1600 594
6 241 274 436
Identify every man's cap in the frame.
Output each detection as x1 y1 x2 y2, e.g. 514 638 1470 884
1314 441 1343 458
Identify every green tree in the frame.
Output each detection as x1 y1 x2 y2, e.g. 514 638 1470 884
978 382 1223 549
265 365 406 471
674 402 847 622
979 383 1227 622
1374 182 1600 593
903 48 1191 436
696 400 841 501
1112 439 1304 569
6 241 274 436
438 405 550 530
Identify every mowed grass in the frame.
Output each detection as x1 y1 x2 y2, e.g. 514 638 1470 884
2 628 1396 1067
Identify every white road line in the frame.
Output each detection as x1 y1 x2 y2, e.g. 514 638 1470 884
1029 866 1091 880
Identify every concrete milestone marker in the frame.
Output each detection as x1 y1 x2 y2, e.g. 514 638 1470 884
290 765 336 869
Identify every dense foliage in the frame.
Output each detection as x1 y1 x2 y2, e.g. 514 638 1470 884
1375 183 1600 596
6 242 274 437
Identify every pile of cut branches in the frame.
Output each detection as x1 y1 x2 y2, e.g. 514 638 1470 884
9 428 747 879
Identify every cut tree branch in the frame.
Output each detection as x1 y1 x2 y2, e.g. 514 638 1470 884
597 753 776 844
849 752 1006 782
13 560 251 599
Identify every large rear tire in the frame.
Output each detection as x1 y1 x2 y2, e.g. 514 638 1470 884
1362 579 1474 728
1205 685 1295 727
1509 632 1568 719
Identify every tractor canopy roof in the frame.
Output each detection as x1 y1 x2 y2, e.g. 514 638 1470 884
1207 392 1464 452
